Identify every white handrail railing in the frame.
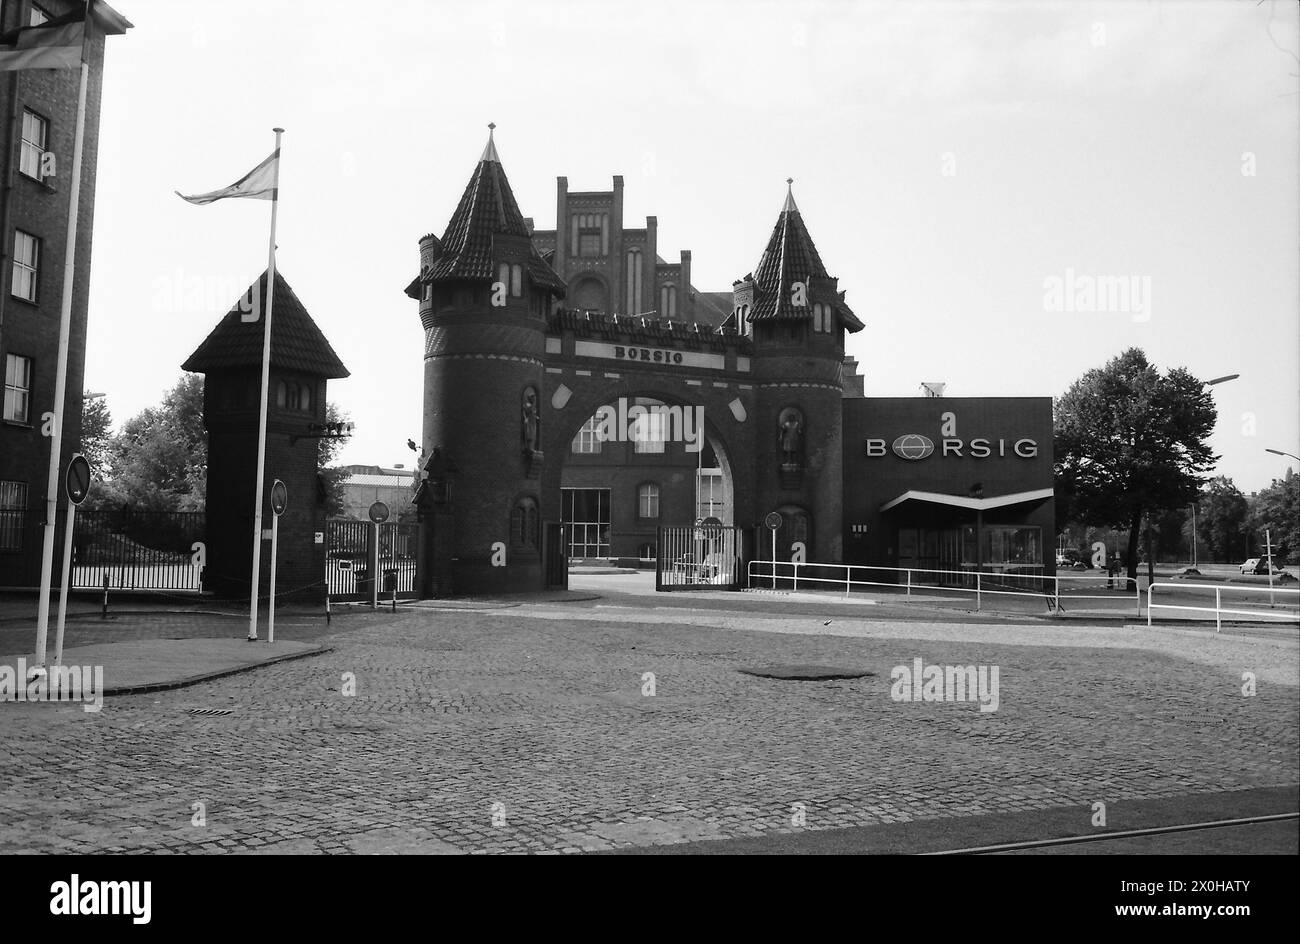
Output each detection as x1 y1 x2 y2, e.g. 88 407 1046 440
1147 581 1299 632
747 560 1141 616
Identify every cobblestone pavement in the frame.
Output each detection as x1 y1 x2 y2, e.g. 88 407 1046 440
1 596 1296 854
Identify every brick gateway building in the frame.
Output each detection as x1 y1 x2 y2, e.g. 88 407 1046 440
409 130 1053 596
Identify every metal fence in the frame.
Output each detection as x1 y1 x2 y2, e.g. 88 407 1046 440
0 509 207 591
1148 581 1299 631
656 525 745 590
325 518 419 602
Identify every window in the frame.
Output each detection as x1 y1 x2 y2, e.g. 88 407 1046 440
12 231 40 302
574 213 605 257
510 263 523 297
561 487 610 559
497 262 509 291
300 383 311 412
275 381 287 408
812 303 824 332
510 497 539 549
983 527 1042 569
659 284 677 319
631 398 666 454
0 480 27 551
3 353 32 423
637 483 660 519
625 248 642 314
637 542 656 562
571 413 603 454
20 110 47 181
29 4 49 25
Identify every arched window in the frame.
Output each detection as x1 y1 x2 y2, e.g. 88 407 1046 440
571 414 603 454
511 264 523 297
812 303 824 332
275 381 286 408
510 497 539 549
625 248 642 314
632 398 666 454
660 284 677 319
498 262 509 292
637 483 660 519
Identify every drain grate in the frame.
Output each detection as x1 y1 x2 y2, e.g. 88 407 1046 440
184 707 234 717
739 664 875 681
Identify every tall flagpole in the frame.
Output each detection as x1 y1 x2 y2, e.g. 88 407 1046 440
247 127 284 642
32 1 94 672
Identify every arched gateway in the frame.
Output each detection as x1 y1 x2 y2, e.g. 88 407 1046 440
406 128 864 596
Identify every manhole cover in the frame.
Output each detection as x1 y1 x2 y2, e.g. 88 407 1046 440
738 664 875 681
184 707 233 717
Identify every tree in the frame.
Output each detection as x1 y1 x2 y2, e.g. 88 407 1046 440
1055 348 1217 582
1250 470 1299 564
79 396 113 481
1189 476 1250 564
93 374 207 512
318 402 350 517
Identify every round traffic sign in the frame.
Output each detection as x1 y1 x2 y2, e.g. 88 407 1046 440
764 511 783 531
65 454 91 505
368 500 390 524
270 479 288 516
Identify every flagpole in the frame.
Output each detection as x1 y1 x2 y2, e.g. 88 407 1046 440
32 2 94 672
247 127 283 642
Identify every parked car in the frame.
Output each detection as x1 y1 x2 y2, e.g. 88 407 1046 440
1240 558 1285 575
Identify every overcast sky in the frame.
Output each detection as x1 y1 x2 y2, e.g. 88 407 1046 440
86 0 1299 491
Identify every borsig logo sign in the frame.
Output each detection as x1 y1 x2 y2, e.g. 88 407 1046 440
866 413 1039 461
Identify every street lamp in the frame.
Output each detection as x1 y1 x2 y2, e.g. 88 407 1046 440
1265 448 1300 462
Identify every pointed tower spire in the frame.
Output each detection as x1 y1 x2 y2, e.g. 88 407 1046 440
480 122 500 163
783 177 798 214
420 132 565 293
743 182 863 331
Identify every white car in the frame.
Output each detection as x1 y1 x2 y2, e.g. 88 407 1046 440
1240 558 1260 574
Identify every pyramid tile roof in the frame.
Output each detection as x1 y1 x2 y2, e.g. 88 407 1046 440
424 128 566 295
182 269 350 378
747 181 863 332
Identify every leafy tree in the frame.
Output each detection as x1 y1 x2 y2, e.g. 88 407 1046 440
318 402 350 517
1250 470 1299 564
1188 476 1250 564
92 375 207 512
79 396 113 482
1055 348 1217 582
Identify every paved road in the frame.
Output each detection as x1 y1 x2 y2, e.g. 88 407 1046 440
1 585 1296 854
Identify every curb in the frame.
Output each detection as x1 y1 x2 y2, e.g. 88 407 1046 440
105 644 334 696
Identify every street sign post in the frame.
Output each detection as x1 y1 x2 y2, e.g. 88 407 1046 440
764 512 782 589
54 454 92 666
368 501 389 609
268 480 287 643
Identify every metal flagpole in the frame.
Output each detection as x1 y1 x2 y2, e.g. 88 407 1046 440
32 1 95 673
247 127 284 642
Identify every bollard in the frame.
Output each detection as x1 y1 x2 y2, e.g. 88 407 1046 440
101 571 109 619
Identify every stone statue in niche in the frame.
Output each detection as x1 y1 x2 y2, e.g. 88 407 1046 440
778 407 804 468
522 387 543 477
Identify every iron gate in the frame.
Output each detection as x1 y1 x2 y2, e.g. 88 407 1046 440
325 518 419 602
656 524 745 590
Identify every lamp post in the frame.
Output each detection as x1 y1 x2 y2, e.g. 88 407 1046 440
1265 448 1299 463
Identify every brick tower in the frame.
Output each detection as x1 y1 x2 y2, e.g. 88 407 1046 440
182 271 349 602
736 181 864 562
407 127 566 594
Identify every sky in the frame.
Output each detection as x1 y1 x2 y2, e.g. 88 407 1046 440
85 0 1300 492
